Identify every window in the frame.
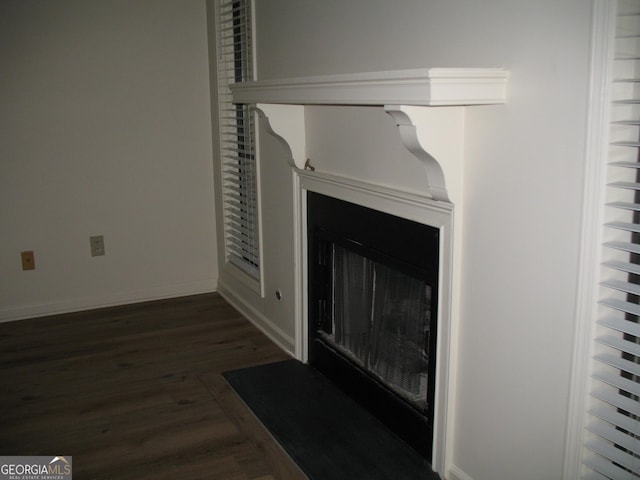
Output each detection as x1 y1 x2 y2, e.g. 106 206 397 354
214 0 259 279
579 2 640 477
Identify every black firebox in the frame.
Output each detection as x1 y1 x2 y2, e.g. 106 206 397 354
307 191 440 461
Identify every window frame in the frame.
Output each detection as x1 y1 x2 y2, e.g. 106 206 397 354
213 0 262 290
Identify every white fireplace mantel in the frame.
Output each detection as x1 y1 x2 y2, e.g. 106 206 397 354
230 68 508 477
231 67 508 106
230 67 508 203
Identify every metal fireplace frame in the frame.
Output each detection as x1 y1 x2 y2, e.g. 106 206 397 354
307 190 440 459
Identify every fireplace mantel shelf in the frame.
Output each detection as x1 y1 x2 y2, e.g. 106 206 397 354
232 67 508 202
230 67 508 106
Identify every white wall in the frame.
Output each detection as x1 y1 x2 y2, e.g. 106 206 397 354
211 111 300 354
0 0 217 320
242 1 592 479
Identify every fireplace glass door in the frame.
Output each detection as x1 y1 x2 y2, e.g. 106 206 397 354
330 244 432 410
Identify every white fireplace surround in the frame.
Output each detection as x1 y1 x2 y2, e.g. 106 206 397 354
231 67 508 478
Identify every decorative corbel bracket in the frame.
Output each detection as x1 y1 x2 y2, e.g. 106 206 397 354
252 104 306 170
385 105 450 202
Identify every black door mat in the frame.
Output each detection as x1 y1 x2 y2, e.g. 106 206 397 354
223 359 441 480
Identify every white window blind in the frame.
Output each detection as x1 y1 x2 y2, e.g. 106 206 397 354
584 2 640 478
215 0 259 278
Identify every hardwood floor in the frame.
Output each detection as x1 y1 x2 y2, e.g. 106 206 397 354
0 293 306 479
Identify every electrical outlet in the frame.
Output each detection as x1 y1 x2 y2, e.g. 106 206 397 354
90 235 105 257
21 251 35 270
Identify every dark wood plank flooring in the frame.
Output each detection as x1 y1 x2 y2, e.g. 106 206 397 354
0 293 306 479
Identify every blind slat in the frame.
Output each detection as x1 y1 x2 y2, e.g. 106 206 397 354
608 181 640 190
598 316 640 338
586 437 640 472
225 228 258 245
226 242 259 262
594 352 640 377
601 277 640 294
599 297 640 316
591 386 640 417
611 141 640 146
596 333 640 357
604 221 640 233
602 259 640 274
582 470 610 480
228 254 259 278
603 240 640 254
225 219 259 239
224 197 258 212
224 187 257 201
584 453 637 479
611 120 640 125
606 200 640 210
225 233 259 253
586 420 640 457
592 370 640 398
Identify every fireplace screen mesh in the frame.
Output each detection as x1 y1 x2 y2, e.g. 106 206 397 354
330 244 432 407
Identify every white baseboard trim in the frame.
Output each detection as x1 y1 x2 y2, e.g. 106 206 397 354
447 464 473 480
0 278 218 323
217 283 296 357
